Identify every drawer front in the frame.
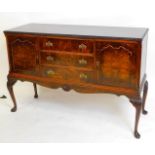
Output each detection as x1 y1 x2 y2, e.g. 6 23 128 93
40 38 93 53
41 66 96 83
40 52 94 69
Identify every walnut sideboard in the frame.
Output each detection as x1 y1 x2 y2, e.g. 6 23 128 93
4 24 148 138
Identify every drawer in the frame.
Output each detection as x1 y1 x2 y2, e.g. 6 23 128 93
40 38 93 53
40 52 94 69
41 66 96 83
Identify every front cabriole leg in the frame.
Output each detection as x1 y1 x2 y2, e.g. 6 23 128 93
129 80 148 139
130 99 142 139
7 78 17 112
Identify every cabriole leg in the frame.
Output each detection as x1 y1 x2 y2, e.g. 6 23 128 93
142 80 148 114
130 100 142 139
33 83 38 98
7 78 17 112
129 80 148 138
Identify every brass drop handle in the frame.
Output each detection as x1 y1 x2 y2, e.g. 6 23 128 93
78 44 87 50
46 56 54 62
78 59 87 65
79 73 88 79
45 41 53 47
46 70 55 76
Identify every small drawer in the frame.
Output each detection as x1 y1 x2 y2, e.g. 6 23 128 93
40 52 94 69
40 38 93 53
41 66 96 83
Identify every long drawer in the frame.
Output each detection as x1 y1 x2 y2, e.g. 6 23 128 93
40 37 93 53
40 66 96 83
40 51 94 69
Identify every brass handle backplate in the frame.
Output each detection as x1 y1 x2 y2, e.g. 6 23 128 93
45 41 53 47
78 59 87 65
46 70 55 76
79 73 88 79
79 44 87 50
46 56 54 61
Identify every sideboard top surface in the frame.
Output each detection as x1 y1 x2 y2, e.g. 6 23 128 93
4 23 148 39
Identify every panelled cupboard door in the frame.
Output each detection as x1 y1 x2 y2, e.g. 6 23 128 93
8 36 37 75
96 40 140 88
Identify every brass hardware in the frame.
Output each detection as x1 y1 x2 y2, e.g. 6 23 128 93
79 73 88 79
78 59 87 65
46 56 54 61
45 41 53 47
78 44 87 50
46 70 55 76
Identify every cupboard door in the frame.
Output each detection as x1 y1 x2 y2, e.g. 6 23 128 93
10 37 37 74
96 41 139 88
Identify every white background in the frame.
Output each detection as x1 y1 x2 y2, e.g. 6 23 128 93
0 0 155 154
